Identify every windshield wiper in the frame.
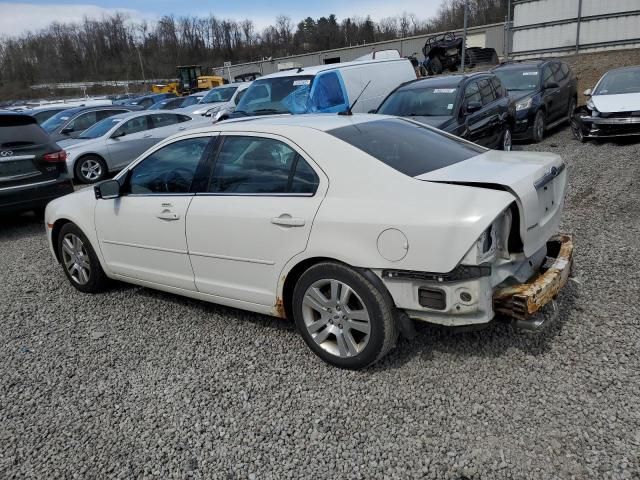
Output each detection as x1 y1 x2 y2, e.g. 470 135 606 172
252 108 287 114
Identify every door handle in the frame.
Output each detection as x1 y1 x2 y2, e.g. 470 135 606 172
178 126 186 130
143 133 152 138
271 215 305 227
157 210 180 221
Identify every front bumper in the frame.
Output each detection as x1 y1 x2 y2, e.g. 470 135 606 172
493 234 573 321
573 111 640 139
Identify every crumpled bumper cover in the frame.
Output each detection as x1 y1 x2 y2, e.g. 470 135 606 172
493 234 573 321
573 108 640 138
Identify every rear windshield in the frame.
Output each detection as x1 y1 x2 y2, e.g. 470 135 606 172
327 118 485 177
0 117 51 148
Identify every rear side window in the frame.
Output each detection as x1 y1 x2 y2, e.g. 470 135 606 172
150 113 179 128
209 136 317 194
478 79 496 105
542 65 554 86
0 121 50 148
327 118 485 177
561 63 570 77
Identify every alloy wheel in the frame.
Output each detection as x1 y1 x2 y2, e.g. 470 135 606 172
80 159 103 182
301 279 371 358
61 233 91 285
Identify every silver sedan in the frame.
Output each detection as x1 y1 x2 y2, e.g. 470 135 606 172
59 111 211 183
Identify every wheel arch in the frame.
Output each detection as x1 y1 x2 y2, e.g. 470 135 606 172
279 256 395 321
51 218 73 263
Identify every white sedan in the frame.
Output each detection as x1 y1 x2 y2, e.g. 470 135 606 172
45 114 574 369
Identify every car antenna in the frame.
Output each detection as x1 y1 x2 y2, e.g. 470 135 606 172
339 81 372 116
297 67 304 73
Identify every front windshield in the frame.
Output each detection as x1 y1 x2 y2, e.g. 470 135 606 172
78 117 121 139
379 86 459 116
201 87 237 104
494 69 540 91
594 68 640 95
235 76 315 115
41 110 74 132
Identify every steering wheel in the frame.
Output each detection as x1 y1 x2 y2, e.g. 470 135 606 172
162 167 193 193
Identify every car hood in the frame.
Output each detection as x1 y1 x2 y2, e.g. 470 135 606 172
591 93 640 113
405 115 453 129
58 137 100 149
507 90 535 102
416 149 567 257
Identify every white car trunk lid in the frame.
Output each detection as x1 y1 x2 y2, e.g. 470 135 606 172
416 150 567 257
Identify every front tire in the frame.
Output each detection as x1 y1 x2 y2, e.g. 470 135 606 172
292 262 398 369
57 223 109 293
532 110 546 143
74 155 107 184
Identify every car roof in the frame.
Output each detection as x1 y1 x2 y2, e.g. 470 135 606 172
186 113 393 135
258 58 410 79
494 59 551 70
109 110 190 122
601 65 640 75
24 105 71 113
56 105 128 115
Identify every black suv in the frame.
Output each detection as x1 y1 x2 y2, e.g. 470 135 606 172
375 72 515 150
492 59 578 142
0 112 74 215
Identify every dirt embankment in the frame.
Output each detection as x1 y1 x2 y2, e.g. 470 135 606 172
561 47 640 103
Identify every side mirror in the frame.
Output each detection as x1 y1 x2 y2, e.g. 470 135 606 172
583 88 592 96
368 109 377 114
545 82 560 89
466 101 482 114
111 130 126 139
60 126 74 135
94 179 121 200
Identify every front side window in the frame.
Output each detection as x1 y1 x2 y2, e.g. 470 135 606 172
328 118 485 177
542 66 555 86
490 77 504 98
478 79 496 105
378 85 459 117
551 63 565 82
128 137 211 194
79 117 121 139
464 82 481 104
209 136 318 194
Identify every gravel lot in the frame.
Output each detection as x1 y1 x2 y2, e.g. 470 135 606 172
1 125 639 479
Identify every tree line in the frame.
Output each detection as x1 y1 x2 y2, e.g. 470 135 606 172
0 0 508 100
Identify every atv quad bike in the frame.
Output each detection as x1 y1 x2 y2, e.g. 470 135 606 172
422 31 499 75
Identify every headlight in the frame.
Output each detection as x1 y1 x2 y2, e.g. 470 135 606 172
515 97 533 111
586 98 599 117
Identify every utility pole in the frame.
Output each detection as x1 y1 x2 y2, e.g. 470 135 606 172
460 0 469 73
137 47 146 84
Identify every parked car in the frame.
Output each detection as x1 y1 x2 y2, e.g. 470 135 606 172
148 93 206 111
227 57 417 119
41 106 133 142
375 73 514 150
45 114 573 369
120 93 177 110
58 111 210 184
571 65 640 142
0 112 73 215
179 83 250 117
492 59 578 142
24 105 72 124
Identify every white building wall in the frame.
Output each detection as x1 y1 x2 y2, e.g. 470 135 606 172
511 0 640 57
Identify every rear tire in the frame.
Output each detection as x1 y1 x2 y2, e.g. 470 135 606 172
431 56 443 75
292 262 398 370
74 155 107 184
532 110 546 143
57 223 109 293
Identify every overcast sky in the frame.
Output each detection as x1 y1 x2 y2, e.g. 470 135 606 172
0 0 443 37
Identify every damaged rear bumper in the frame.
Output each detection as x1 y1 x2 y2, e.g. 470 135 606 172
493 234 573 322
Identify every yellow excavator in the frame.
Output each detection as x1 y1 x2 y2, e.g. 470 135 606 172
152 65 227 96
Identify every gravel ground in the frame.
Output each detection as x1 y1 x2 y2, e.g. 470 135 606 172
1 125 639 479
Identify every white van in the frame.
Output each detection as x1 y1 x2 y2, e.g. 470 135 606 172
226 57 416 119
